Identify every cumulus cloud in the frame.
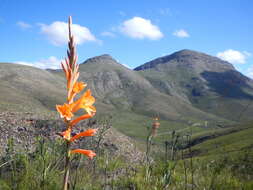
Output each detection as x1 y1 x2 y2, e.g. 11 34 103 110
39 21 97 46
120 17 163 40
173 29 190 38
101 31 116 37
217 49 250 64
16 56 62 69
17 21 32 29
243 51 252 57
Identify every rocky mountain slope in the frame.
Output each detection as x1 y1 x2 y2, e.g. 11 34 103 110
135 49 253 122
1 49 253 138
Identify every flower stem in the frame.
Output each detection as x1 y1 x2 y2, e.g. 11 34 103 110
63 141 71 190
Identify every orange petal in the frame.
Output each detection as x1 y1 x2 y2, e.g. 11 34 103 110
69 114 93 127
83 105 96 115
61 61 69 80
60 128 72 141
68 81 87 103
56 104 73 120
71 89 95 113
73 81 87 93
71 149 96 159
70 128 98 142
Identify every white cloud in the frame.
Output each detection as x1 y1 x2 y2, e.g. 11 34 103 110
217 49 251 64
16 56 62 69
173 29 190 38
101 31 116 37
39 21 97 46
17 21 32 29
245 67 253 79
120 17 163 40
121 63 132 69
243 51 252 57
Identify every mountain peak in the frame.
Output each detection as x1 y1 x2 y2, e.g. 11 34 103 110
81 54 118 65
134 49 234 71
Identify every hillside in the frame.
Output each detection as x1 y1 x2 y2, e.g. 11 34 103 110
135 49 253 122
1 50 253 139
0 63 66 113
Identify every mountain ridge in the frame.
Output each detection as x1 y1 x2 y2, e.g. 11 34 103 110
1 49 253 137
134 49 235 71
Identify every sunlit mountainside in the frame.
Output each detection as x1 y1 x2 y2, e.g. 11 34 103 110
2 49 253 126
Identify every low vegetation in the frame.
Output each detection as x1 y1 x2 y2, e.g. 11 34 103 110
0 123 252 189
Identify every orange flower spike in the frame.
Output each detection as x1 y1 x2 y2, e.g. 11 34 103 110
69 113 94 127
60 128 72 141
56 103 73 120
70 128 98 142
71 149 96 159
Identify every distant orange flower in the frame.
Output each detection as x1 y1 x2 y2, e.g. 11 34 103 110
71 149 96 159
70 128 98 142
56 103 73 120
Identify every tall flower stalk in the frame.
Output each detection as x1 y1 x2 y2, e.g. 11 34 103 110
56 16 97 190
146 117 160 163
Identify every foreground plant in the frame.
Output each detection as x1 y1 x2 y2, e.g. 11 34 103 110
56 16 97 190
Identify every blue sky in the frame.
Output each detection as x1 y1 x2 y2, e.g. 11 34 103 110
0 0 253 77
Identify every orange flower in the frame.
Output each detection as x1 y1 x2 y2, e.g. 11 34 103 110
71 149 96 159
71 89 96 115
56 103 73 120
69 113 93 127
68 81 87 103
73 82 86 93
60 128 72 141
70 128 98 142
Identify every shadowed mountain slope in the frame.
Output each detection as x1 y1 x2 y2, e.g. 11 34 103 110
134 49 253 121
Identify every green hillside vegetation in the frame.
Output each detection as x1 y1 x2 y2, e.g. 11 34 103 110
190 123 253 157
0 63 65 113
0 118 252 189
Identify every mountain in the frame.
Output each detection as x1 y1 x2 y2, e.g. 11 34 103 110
1 49 253 140
77 54 227 122
134 49 253 122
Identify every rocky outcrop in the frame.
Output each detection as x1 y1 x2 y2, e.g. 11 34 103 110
0 112 144 163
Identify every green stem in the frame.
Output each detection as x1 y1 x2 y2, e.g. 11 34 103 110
63 141 71 190
146 134 152 163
